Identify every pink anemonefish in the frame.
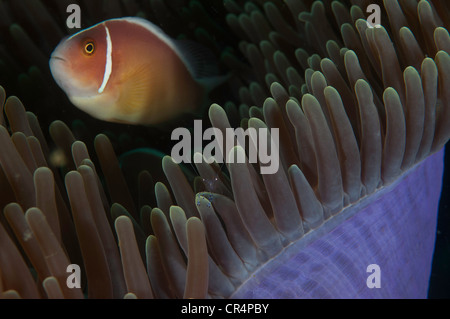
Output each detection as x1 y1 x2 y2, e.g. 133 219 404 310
50 17 223 125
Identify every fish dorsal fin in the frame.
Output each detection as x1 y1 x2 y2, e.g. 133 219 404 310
173 39 220 80
118 64 152 115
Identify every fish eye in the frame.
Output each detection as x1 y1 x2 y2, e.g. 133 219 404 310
84 41 95 55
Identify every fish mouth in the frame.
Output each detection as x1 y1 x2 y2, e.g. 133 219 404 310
49 56 99 101
49 55 69 75
50 55 67 63
49 55 76 96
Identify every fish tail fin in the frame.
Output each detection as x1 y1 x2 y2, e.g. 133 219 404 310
175 38 232 91
197 73 232 93
193 72 232 119
174 39 219 79
174 38 232 118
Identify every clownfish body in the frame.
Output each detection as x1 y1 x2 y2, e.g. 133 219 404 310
50 17 222 125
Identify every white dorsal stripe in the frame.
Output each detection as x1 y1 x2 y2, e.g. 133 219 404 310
117 17 188 67
120 17 208 79
117 17 177 53
98 23 112 94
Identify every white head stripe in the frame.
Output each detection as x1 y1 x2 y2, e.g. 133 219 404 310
98 24 112 94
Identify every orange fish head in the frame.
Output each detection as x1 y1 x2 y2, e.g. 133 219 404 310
49 24 108 100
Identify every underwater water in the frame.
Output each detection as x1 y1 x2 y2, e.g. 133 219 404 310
0 0 448 299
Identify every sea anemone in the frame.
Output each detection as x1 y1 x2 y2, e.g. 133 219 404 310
0 0 449 298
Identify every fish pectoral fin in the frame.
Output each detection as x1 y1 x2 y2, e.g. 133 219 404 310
118 64 152 114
